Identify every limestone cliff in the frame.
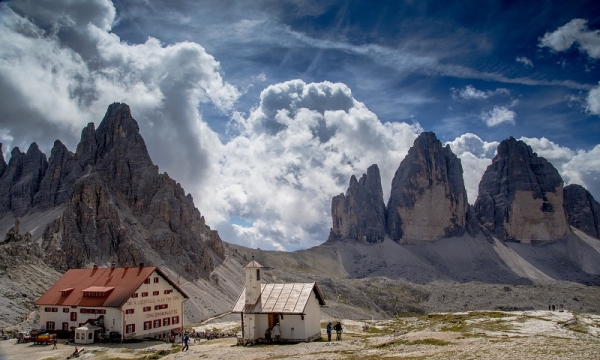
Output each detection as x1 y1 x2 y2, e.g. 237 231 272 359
0 103 223 281
474 137 568 242
564 184 600 238
386 132 470 243
329 164 386 243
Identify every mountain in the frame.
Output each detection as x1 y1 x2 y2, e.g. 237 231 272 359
329 164 386 243
564 184 600 239
387 132 473 243
0 103 224 281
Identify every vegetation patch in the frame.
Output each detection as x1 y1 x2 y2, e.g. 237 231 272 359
373 337 452 348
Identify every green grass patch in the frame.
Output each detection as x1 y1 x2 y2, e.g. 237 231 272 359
373 337 452 348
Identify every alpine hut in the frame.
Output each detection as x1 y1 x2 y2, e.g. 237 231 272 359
232 258 326 343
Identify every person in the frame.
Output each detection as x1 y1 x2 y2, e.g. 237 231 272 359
334 322 342 341
264 327 272 343
326 322 332 342
52 337 57 349
272 322 281 343
73 347 79 356
182 333 190 351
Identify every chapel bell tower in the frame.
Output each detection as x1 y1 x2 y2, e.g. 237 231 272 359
244 257 263 305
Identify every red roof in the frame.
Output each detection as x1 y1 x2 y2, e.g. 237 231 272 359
35 266 188 308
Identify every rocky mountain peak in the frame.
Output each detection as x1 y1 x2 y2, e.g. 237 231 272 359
564 184 600 238
474 137 568 242
0 143 7 178
329 164 386 243
386 131 469 243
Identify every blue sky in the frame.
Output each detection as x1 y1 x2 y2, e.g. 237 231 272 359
1 0 599 250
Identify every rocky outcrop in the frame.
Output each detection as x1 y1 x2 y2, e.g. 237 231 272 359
39 103 224 280
474 137 568 242
0 103 223 281
386 132 470 243
33 140 82 208
564 184 600 238
0 144 7 178
329 164 386 243
0 144 48 217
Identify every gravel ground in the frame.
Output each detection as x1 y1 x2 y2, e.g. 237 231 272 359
3 310 598 360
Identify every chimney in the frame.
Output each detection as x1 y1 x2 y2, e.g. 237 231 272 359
93 264 98 269
139 262 144 268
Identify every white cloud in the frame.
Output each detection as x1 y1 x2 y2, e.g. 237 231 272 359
452 85 510 100
481 103 517 126
516 56 533 67
587 83 600 115
539 19 600 59
199 80 422 250
0 2 239 189
446 133 498 204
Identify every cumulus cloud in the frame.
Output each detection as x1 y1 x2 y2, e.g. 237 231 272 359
480 102 518 126
446 133 498 203
516 56 533 67
451 85 510 100
199 80 422 250
539 19 600 59
0 1 239 188
587 83 600 115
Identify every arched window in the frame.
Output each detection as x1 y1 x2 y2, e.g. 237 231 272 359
256 269 260 281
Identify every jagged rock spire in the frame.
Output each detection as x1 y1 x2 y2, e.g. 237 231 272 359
329 164 386 243
564 184 600 238
474 137 568 242
386 132 469 243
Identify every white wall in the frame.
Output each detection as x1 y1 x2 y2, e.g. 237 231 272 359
38 270 185 341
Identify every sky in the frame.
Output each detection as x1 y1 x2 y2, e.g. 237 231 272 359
0 0 599 251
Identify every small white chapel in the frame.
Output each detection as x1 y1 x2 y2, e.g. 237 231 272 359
232 258 326 343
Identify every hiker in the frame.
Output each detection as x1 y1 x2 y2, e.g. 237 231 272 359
272 322 281 343
52 337 57 349
264 326 272 343
182 333 190 351
334 322 343 341
326 321 332 342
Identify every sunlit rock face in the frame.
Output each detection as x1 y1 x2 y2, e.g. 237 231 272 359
329 164 386 243
564 184 600 239
386 132 470 243
475 137 568 242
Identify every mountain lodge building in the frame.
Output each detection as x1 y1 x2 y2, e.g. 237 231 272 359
34 265 188 343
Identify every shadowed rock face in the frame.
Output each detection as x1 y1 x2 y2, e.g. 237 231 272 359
564 184 600 238
386 132 469 243
329 164 386 243
1 103 224 280
0 144 7 178
474 137 568 242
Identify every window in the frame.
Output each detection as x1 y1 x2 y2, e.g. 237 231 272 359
70 312 77 321
153 319 161 328
144 278 150 284
52 307 58 312
163 317 170 326
125 309 134 314
144 321 152 330
46 321 55 330
164 289 173 294
62 322 69 331
153 291 159 296
172 316 179 324
257 268 260 281
44 307 51 312
142 292 148 297
132 293 138 298
63 308 69 313
154 304 168 310
76 333 80 340
143 307 151 312
88 333 93 340
154 277 159 283
126 324 136 334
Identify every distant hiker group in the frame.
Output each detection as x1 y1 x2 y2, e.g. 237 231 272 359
326 321 343 342
264 323 282 343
